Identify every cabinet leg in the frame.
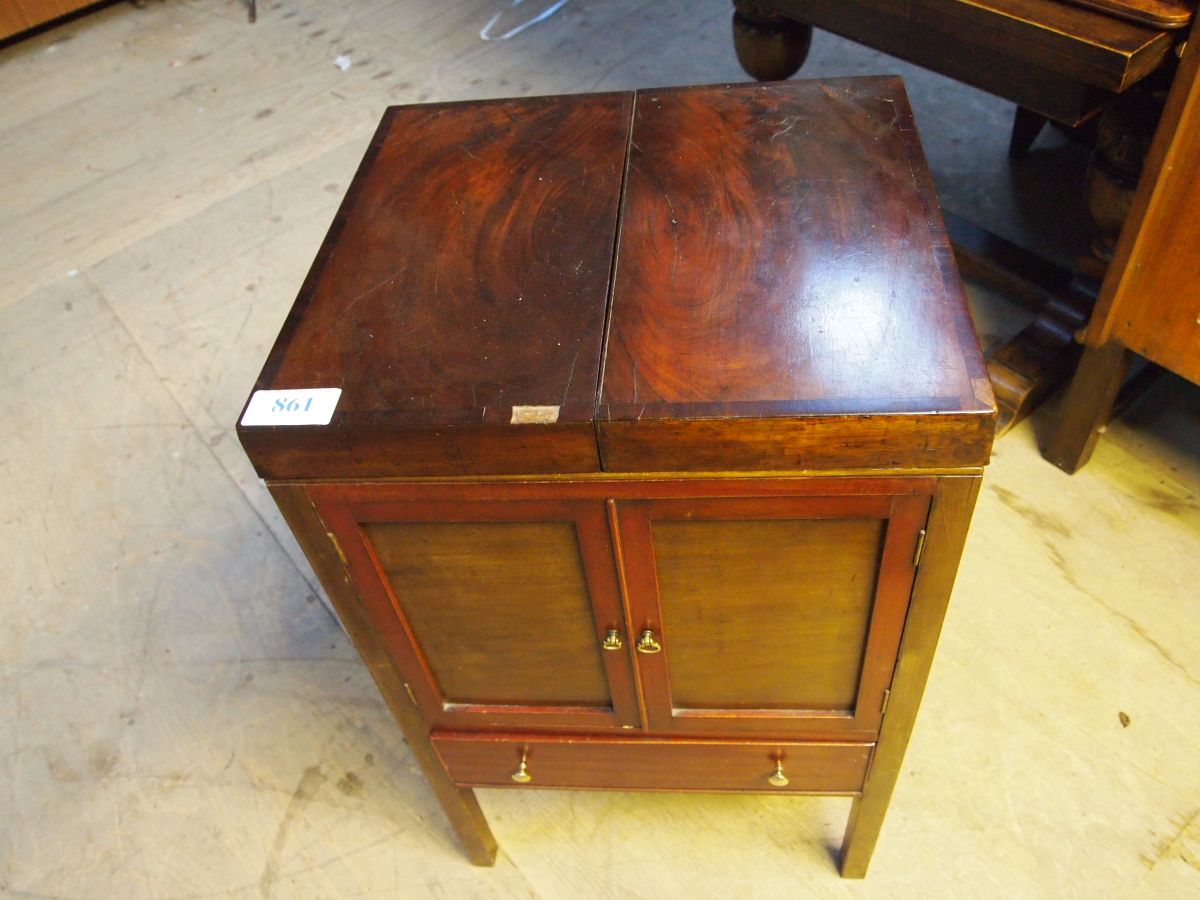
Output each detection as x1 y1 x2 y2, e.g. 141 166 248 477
268 484 499 866
1044 341 1131 474
838 476 982 877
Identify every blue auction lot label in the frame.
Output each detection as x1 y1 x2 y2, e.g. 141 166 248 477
240 388 342 426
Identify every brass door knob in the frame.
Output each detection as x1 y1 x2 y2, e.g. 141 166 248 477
636 630 662 654
602 629 623 650
511 750 532 784
768 760 789 787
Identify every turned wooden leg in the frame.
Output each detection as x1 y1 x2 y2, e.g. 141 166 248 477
1043 341 1131 475
839 477 981 877
268 485 499 866
732 1 812 82
1009 107 1048 156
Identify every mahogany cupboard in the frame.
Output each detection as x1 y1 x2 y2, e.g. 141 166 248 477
238 79 996 878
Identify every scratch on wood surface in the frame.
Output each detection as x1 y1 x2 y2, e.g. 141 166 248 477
561 346 581 405
336 263 409 319
771 115 799 140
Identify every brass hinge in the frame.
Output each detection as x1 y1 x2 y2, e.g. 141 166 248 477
912 528 927 567
880 688 891 716
326 531 349 567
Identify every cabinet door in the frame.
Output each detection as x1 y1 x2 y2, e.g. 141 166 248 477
615 492 929 739
310 486 640 731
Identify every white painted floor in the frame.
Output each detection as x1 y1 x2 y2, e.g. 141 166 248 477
2 1 1198 897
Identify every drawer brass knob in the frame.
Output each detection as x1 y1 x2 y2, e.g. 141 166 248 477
768 760 789 787
636 630 662 654
511 750 532 784
602 629 623 651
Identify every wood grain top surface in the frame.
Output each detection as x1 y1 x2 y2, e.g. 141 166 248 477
240 80 994 479
600 78 994 423
252 92 632 428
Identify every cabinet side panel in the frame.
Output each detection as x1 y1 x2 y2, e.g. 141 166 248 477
839 474 981 877
1086 19 1200 384
266 484 497 865
1106 62 1200 380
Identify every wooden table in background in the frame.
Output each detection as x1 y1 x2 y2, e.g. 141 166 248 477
1047 17 1200 472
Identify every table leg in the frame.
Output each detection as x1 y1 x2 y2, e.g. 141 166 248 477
1044 341 1131 474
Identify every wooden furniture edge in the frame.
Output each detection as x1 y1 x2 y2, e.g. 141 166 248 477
750 0 1173 99
1061 0 1193 30
838 474 982 877
0 0 122 44
597 414 995 473
267 482 499 866
1083 17 1200 350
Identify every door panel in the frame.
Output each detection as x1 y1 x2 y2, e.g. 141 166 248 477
652 517 885 711
363 521 611 707
310 489 640 731
617 492 930 739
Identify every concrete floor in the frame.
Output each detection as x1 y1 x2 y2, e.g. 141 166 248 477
2 0 1199 897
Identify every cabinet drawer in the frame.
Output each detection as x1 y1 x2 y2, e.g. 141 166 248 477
432 733 872 794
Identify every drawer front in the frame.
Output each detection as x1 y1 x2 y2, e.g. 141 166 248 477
432 733 872 794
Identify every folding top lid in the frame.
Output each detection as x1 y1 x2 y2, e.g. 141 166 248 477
597 78 995 472
239 79 995 481
238 92 631 479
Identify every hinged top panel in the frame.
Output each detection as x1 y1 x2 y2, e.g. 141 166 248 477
598 78 996 472
239 92 632 480
240 79 995 480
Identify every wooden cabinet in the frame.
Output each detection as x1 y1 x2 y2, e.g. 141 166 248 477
310 478 929 744
239 80 994 878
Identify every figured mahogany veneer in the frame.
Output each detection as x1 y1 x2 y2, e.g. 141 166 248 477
239 79 995 482
240 92 632 478
239 80 994 879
